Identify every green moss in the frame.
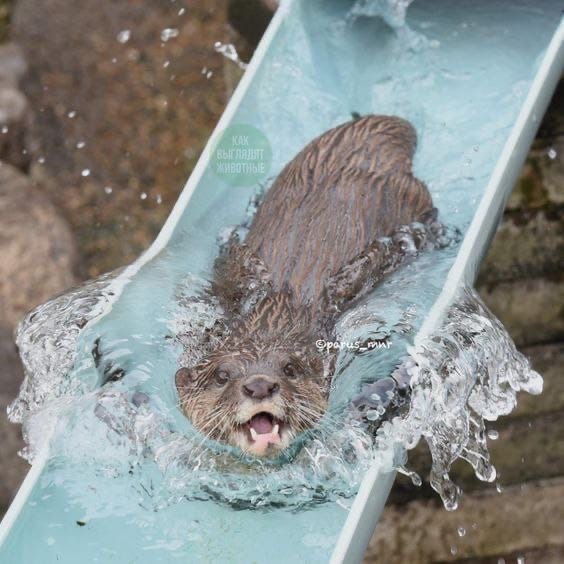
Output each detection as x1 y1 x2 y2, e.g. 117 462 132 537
0 0 13 43
515 156 549 209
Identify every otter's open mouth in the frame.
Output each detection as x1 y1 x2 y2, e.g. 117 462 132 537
243 412 283 452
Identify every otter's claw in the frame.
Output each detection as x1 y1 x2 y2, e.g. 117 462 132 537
351 358 416 425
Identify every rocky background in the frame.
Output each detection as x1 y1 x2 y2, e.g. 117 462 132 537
0 1 562 562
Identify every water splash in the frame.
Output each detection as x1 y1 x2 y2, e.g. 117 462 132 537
8 271 121 436
160 28 179 42
373 287 542 510
116 30 131 44
214 41 248 70
349 0 415 28
6 191 539 510
348 0 439 50
8 268 541 513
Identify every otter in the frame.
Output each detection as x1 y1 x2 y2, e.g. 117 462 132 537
176 115 442 457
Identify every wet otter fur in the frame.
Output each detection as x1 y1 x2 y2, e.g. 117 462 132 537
176 115 442 457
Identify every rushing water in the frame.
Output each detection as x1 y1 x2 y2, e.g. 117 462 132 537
2 0 562 562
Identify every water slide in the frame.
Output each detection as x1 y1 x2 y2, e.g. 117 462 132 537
1 1 563 562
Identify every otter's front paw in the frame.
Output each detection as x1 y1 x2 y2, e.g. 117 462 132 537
92 337 126 385
350 377 398 423
325 257 370 307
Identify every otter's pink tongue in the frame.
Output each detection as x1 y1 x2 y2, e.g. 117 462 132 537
250 413 273 434
249 414 280 451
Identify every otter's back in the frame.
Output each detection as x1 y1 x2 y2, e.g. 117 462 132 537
244 115 433 307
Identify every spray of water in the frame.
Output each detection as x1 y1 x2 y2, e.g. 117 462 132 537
348 0 439 50
8 270 121 431
214 41 248 70
374 287 542 510
7 255 542 514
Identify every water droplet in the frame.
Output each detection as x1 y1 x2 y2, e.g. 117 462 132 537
495 482 503 493
450 546 457 556
163 60 170 68
473 145 479 152
497 559 506 564
1 125 8 134
206 71 213 79
38 156 46 164
161 28 179 42
127 50 140 62
117 30 131 44
178 7 185 15
547 147 557 160
487 429 499 440
140 192 147 200
76 141 86 149
397 466 422 487
156 194 162 204
213 41 248 70
517 557 525 564
81 169 91 177
457 526 466 537
68 111 77 119
104 186 113 194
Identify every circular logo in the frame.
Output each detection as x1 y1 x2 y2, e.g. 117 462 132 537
211 124 272 187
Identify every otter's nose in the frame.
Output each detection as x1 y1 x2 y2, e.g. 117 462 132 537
242 377 280 400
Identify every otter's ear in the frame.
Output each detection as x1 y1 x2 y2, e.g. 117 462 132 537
175 367 193 389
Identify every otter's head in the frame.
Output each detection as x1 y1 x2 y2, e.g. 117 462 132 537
176 340 332 457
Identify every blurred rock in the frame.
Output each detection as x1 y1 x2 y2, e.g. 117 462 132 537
0 162 77 513
0 2 12 45
479 275 564 348
228 0 277 47
366 479 564 564
0 161 76 327
0 86 29 170
0 43 27 88
0 326 21 397
477 209 563 285
0 393 28 512
12 0 240 278
513 343 564 417
436 545 564 564
0 43 30 170
506 142 564 211
0 327 27 511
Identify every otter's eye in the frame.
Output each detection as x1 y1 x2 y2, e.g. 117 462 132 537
283 363 297 379
214 370 230 386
